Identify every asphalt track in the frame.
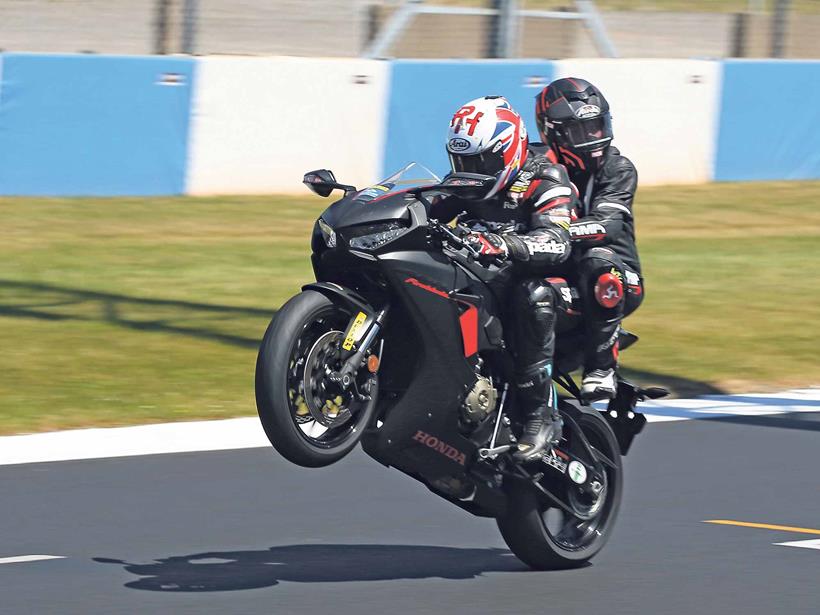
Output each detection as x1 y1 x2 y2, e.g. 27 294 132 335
2 396 819 614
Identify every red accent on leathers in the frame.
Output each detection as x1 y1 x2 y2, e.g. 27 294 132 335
523 178 542 201
594 272 624 309
536 196 571 213
467 233 505 257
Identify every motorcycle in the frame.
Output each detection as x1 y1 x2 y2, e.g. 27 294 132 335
255 163 668 570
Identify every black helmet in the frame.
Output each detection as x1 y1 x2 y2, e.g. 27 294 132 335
535 77 613 172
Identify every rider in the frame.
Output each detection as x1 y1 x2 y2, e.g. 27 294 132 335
431 96 578 460
534 78 643 400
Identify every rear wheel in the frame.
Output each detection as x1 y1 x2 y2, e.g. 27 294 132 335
497 407 622 569
255 290 379 467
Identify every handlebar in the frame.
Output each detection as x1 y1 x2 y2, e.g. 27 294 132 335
428 219 506 268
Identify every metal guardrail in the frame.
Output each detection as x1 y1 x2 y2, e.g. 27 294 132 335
363 0 619 59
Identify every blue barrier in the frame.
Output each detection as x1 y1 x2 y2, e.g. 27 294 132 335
381 60 554 179
0 53 195 196
715 60 820 181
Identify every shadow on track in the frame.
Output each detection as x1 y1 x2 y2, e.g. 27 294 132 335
1 279 724 397
619 367 726 398
709 410 820 433
0 279 272 348
94 544 528 592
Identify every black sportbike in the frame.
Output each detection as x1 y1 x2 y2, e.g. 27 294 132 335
255 163 667 569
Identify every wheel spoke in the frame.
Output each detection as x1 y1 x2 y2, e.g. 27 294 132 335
298 419 329 439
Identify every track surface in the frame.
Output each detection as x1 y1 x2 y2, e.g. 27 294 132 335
2 409 819 614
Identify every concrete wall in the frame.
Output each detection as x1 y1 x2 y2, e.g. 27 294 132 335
0 53 195 196
1 53 819 195
186 57 389 194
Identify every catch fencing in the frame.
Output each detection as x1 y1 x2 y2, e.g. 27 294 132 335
1 1 819 59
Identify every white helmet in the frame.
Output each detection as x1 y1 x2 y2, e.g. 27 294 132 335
446 96 529 199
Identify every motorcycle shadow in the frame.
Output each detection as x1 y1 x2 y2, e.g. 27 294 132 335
94 544 535 592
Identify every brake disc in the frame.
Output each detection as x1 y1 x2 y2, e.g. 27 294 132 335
303 330 353 428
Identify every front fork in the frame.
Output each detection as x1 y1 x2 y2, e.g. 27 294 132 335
328 307 388 395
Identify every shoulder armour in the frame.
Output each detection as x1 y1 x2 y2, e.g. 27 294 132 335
530 156 570 184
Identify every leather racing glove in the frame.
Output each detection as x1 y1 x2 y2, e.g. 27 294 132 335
465 232 509 263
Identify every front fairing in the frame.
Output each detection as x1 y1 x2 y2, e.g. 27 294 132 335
316 162 441 237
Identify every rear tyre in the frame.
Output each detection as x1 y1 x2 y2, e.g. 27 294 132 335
497 407 622 570
255 290 378 468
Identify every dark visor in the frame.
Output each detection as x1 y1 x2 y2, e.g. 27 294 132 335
449 149 506 177
564 116 612 148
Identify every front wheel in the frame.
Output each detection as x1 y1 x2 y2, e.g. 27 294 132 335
255 290 379 468
497 406 623 569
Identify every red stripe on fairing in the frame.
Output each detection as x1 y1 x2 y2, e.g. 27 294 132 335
628 284 643 296
404 277 448 298
405 277 479 357
458 304 479 357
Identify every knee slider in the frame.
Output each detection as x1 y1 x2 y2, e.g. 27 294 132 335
594 272 624 309
515 279 555 310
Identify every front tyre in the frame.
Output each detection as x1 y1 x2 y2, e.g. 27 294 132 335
255 290 379 468
497 407 623 570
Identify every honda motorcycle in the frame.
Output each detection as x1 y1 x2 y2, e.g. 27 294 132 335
255 163 667 570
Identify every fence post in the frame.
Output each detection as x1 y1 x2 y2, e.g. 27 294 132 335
153 0 171 55
487 0 517 58
486 0 501 58
731 12 748 58
771 0 792 58
575 0 618 58
182 0 198 55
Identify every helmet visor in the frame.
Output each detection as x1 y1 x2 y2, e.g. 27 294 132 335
449 148 506 178
564 115 612 149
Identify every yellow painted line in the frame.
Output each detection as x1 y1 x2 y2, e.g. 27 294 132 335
704 520 820 536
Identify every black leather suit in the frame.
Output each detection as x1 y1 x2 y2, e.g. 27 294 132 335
564 145 644 371
430 152 578 421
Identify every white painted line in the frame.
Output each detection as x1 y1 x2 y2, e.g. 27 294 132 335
0 417 269 467
0 388 817 467
0 555 66 565
775 539 820 551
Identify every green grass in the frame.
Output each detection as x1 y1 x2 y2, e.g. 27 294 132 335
1 182 819 434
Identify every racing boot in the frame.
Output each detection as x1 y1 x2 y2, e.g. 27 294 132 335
514 368 562 461
580 367 617 401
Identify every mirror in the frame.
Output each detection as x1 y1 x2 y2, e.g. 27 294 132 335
303 169 337 197
303 169 357 198
437 172 497 200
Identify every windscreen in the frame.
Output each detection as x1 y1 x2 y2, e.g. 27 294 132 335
353 162 442 202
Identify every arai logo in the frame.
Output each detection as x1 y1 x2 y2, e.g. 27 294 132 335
575 104 601 119
448 137 472 152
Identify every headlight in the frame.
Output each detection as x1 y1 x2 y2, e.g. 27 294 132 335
317 218 336 248
348 221 408 250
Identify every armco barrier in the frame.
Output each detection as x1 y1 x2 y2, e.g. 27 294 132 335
554 60 722 186
715 60 820 181
0 53 195 196
381 60 554 180
186 57 389 195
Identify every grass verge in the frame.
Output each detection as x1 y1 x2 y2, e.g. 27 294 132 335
1 182 818 434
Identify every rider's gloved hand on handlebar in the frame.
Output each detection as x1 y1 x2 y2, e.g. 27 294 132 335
465 232 508 263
